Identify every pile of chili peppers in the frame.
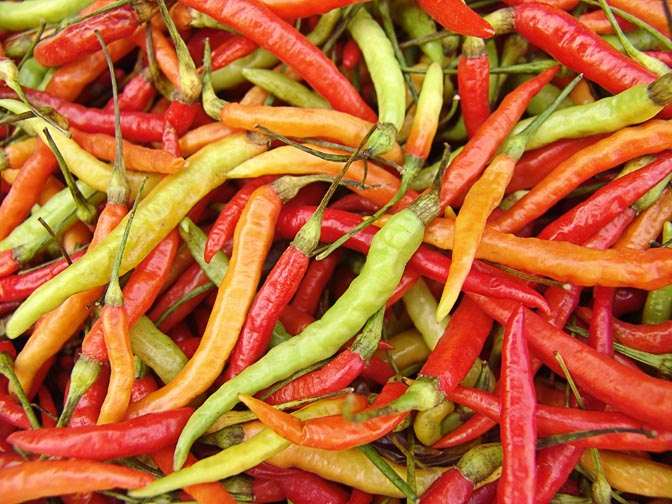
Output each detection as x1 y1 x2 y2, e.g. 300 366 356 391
2 0 672 502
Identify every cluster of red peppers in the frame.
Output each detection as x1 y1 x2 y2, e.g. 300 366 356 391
1 0 672 502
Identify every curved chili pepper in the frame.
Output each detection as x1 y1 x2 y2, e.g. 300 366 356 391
535 444 584 504
127 183 282 418
264 308 385 404
180 0 377 121
7 408 193 460
33 2 154 67
240 380 409 450
290 249 342 316
538 151 672 243
103 68 156 112
0 459 155 504
419 467 474 503
0 137 57 241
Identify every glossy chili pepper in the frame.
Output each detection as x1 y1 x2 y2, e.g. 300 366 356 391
264 309 385 405
468 293 672 430
538 151 672 243
417 0 494 38
180 0 377 121
7 408 193 460
103 68 156 112
458 36 491 138
438 65 560 209
535 444 584 504
127 183 282 418
0 137 57 241
33 2 155 67
0 459 155 504
498 304 537 504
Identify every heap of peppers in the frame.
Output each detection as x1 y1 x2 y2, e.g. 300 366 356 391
1 0 672 502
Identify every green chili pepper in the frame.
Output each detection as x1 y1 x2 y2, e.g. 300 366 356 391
402 277 449 350
392 0 444 64
0 0 93 30
129 316 188 385
173 186 441 469
347 6 406 152
5 132 270 339
241 67 331 109
512 72 672 151
642 221 672 324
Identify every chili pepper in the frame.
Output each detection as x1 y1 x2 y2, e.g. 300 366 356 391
0 250 85 303
347 7 405 150
0 392 32 429
488 119 672 233
82 228 180 362
173 182 442 469
497 3 659 95
43 37 137 102
458 36 491 139
438 65 559 209
127 182 282 418
419 467 475 503
0 459 155 504
468 293 672 430
103 68 156 112
35 384 57 428
130 394 371 497
436 74 578 320
70 128 185 174
578 8 637 34
242 66 332 109
33 2 155 67
606 0 672 38
535 444 584 504
575 306 672 354
67 362 110 428
209 34 258 72
402 277 448 350
538 151 672 244
290 249 342 316
8 408 193 460
248 463 351 504
205 175 276 262
151 444 238 503
404 61 444 162
261 0 368 18
181 0 377 121
498 304 536 504
0 137 37 171
0 137 57 241
5 131 269 339
264 308 385 404
242 380 410 451
0 0 93 30
416 0 493 38
597 452 672 500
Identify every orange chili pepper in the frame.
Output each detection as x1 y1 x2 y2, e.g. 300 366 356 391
126 184 282 417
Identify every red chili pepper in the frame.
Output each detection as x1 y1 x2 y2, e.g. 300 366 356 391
416 0 494 38
534 444 584 504
276 206 550 313
0 137 57 241
418 296 493 393
68 364 110 428
419 467 474 504
458 36 491 138
497 304 536 504
0 459 155 504
33 3 153 67
537 151 672 243
439 65 559 209
0 251 85 303
179 0 377 121
7 408 193 460
239 380 409 450
264 310 383 404
467 293 672 431
0 87 166 143
205 176 277 262
209 34 259 72
247 463 351 504
0 392 31 429
341 37 363 70
0 249 20 277
290 250 342 317
279 303 316 335
36 385 57 428
507 3 659 96
103 68 156 112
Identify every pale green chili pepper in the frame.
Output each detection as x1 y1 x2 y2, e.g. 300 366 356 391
348 7 405 152
392 0 444 64
402 277 449 350
512 72 672 151
129 316 188 385
0 0 92 30
241 67 331 109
